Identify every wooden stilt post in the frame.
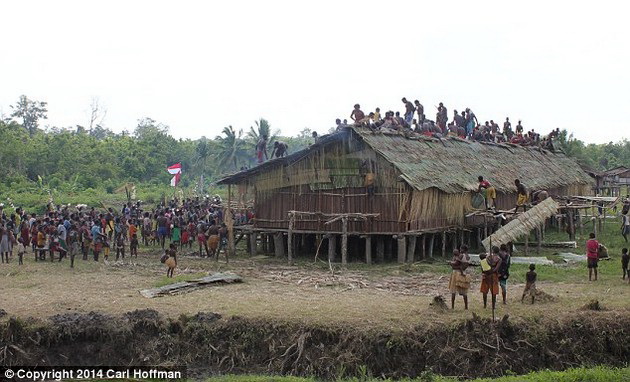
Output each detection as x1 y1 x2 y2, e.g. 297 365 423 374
421 235 427 259
287 212 294 265
536 226 542 255
268 234 275 254
477 228 482 248
260 234 268 253
524 232 529 256
341 217 348 266
484 214 488 239
592 217 597 237
376 237 384 263
249 231 257 256
274 232 284 258
428 234 435 258
328 234 337 262
407 235 417 263
459 229 464 248
576 209 583 237
385 238 392 261
315 234 322 257
442 231 447 257
365 235 372 265
568 208 575 241
397 235 406 263
226 184 235 263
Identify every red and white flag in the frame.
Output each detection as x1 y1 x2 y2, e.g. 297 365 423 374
167 163 182 186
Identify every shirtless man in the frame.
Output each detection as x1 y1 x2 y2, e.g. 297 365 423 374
157 212 168 249
414 100 424 124
516 120 524 134
515 179 529 212
270 141 288 158
481 246 503 310
350 104 365 124
503 117 511 133
530 189 549 205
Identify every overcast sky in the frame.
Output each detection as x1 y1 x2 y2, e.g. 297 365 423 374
1 0 627 143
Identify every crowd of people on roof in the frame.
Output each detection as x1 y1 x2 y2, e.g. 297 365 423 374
335 99 561 149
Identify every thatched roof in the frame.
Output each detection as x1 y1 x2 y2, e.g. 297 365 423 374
218 126 593 193
353 128 592 193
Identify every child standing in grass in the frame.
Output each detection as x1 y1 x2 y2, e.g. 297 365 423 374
115 233 125 261
521 264 537 304
130 233 139 258
16 237 25 265
622 248 629 281
103 236 110 261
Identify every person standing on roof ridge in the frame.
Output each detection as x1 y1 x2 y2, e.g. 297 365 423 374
414 100 424 125
465 108 478 138
350 104 365 124
436 102 447 134
516 120 524 134
402 98 415 126
503 117 511 133
256 134 268 164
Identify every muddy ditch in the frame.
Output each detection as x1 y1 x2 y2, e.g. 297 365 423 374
0 309 628 380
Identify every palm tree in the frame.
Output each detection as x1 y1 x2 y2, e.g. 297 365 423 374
215 126 249 172
195 137 211 192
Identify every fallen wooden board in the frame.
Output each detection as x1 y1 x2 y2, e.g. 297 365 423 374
513 241 577 248
469 254 554 266
557 253 586 263
140 272 243 298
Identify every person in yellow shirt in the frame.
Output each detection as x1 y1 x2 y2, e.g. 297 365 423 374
372 107 381 122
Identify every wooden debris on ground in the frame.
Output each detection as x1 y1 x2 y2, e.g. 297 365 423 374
557 253 586 263
468 254 554 266
248 267 446 296
513 241 577 248
139 272 243 298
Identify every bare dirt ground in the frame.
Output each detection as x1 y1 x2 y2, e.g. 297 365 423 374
1 247 629 330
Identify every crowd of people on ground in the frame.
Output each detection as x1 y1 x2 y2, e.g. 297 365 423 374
336 99 561 149
0 197 255 275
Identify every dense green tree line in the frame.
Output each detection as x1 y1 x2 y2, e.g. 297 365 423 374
0 96 314 195
557 130 630 171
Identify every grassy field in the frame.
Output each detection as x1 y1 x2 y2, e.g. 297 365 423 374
0 220 629 332
206 366 630 381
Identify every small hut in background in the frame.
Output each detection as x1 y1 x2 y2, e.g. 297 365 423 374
218 126 593 264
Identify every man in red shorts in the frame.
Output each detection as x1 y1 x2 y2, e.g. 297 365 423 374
255 135 268 164
480 246 503 310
